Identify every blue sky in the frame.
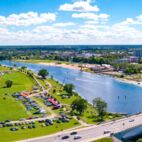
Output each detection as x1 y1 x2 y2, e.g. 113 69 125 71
0 0 142 45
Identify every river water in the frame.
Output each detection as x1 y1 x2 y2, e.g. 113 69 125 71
0 60 142 115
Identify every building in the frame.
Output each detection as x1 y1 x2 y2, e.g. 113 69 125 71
134 49 142 58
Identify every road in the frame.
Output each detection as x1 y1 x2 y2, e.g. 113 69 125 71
18 113 142 142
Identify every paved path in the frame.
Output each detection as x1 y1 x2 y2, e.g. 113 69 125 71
73 116 91 127
18 113 142 142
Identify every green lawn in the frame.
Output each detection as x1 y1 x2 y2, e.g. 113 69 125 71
0 119 79 142
93 137 113 142
46 78 122 124
0 66 10 71
15 59 71 65
16 59 55 63
0 71 37 121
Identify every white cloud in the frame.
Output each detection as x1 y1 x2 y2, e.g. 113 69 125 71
1 11 142 45
53 22 75 27
1 22 141 45
72 13 110 24
0 12 56 26
137 15 142 21
119 15 142 26
59 1 99 12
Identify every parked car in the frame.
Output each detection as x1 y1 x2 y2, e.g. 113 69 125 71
10 127 18 131
45 119 53 125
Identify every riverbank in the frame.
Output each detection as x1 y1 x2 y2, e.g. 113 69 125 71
14 60 142 88
102 71 142 88
39 62 81 70
40 62 142 88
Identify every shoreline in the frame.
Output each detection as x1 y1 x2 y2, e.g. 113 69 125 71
39 62 142 88
6 60 142 88
39 62 81 70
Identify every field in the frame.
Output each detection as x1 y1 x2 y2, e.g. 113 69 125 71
0 71 36 121
93 138 113 142
0 119 79 142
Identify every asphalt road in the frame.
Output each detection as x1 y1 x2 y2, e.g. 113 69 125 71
18 113 142 142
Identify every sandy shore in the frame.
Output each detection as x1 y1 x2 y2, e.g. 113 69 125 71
100 71 142 87
39 62 81 70
116 77 142 87
39 62 142 88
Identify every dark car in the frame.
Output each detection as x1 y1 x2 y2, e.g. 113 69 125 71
70 131 77 135
62 135 69 139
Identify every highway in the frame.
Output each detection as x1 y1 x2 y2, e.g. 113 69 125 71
18 113 142 142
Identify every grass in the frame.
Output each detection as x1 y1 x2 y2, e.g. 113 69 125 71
46 78 122 124
0 119 79 142
93 137 113 142
0 66 10 71
47 78 79 105
0 71 37 121
15 59 72 65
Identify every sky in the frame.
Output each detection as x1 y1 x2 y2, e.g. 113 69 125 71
0 0 142 45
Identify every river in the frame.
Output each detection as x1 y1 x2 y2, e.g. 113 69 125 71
0 60 142 115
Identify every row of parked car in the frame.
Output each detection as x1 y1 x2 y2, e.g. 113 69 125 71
13 92 46 114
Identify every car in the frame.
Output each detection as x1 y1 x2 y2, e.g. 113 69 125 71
70 131 77 135
62 135 69 139
74 135 82 140
10 127 18 131
129 119 135 122
104 130 111 134
61 118 69 122
45 119 53 125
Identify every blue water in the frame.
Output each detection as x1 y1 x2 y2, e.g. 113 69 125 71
0 60 142 114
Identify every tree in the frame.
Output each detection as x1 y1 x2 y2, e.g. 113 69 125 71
71 98 87 115
64 83 75 96
38 69 49 79
13 64 17 67
137 139 142 142
93 97 107 120
21 66 27 70
5 80 13 88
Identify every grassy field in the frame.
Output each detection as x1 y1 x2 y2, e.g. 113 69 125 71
0 71 37 121
0 66 10 71
15 59 71 65
93 137 113 142
47 78 122 124
0 119 79 142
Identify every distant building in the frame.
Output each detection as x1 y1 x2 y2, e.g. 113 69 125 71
134 50 142 58
115 58 129 63
115 57 138 63
128 56 138 63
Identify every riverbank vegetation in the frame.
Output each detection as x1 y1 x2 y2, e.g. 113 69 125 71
38 73 122 124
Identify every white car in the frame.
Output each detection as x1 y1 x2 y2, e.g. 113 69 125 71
74 135 82 140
